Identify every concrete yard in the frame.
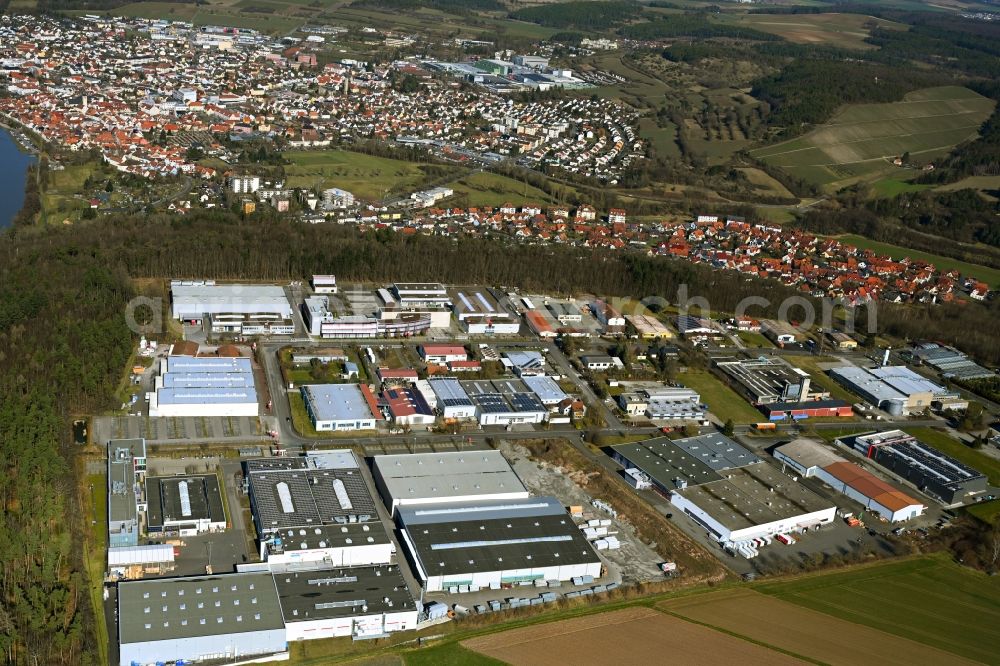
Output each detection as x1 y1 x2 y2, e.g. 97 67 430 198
500 441 664 584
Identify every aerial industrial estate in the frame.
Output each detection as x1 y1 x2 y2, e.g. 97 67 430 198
87 271 1000 665
4 0 1000 664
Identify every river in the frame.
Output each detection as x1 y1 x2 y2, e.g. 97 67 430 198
0 126 37 228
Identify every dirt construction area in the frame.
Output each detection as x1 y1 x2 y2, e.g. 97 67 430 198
659 588 979 666
500 442 664 584
463 607 803 665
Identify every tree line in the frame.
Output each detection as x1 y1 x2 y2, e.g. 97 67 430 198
510 1 640 30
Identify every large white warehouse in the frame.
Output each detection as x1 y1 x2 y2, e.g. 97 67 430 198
670 461 836 547
397 496 603 592
774 438 925 523
117 572 287 666
300 384 381 432
171 281 293 321
372 450 529 516
148 356 259 417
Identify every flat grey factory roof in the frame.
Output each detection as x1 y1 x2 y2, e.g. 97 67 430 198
611 439 722 490
397 496 566 526
270 522 390 552
118 572 284 644
669 433 761 471
301 384 375 422
404 513 598 577
716 358 808 399
677 462 833 531
773 439 844 470
428 378 473 405
520 375 569 404
171 283 291 310
109 458 137 523
146 475 226 528
868 366 944 396
393 282 446 292
305 450 359 470
373 451 527 503
110 438 146 458
829 366 906 402
248 465 378 532
273 565 415 623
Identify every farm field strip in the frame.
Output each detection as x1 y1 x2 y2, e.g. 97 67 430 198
754 556 1000 664
752 87 995 186
659 588 979 666
463 607 804 666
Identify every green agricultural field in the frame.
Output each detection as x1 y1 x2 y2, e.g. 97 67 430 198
835 234 1000 288
752 86 996 190
726 12 906 50
870 176 933 198
755 555 1000 664
283 149 459 201
678 370 764 424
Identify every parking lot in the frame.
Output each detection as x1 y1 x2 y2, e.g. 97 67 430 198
92 415 267 444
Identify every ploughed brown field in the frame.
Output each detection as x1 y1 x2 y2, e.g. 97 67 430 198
659 589 979 666
462 607 803 666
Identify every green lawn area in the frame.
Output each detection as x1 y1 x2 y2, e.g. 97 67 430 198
836 234 1000 288
967 499 1000 524
679 371 763 424
638 117 681 160
283 149 459 201
85 473 109 666
870 176 934 198
403 643 505 666
727 12 905 50
754 555 1000 664
736 330 774 349
444 171 560 208
288 391 322 438
752 86 996 189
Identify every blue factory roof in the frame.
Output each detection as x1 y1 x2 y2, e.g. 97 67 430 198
155 387 258 404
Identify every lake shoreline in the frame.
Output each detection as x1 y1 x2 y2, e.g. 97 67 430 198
0 126 38 229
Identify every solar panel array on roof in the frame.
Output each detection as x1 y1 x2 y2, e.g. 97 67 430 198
472 393 508 414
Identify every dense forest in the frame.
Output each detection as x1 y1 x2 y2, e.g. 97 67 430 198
350 0 503 13
621 16 780 41
867 189 1000 250
795 207 1000 271
0 226 134 664
510 0 640 30
750 60 949 132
